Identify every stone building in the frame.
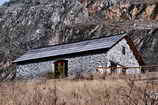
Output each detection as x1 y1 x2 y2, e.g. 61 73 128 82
13 34 144 78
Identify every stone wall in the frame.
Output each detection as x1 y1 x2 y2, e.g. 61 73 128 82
16 61 54 78
107 39 140 74
16 53 108 78
66 53 108 76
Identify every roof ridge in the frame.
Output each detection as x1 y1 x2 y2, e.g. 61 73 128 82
13 33 126 63
31 32 126 51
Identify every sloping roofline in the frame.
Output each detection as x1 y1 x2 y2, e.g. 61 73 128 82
13 33 144 65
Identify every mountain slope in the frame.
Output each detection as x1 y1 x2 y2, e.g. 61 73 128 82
0 0 158 80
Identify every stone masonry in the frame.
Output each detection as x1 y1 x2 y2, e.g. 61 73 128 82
66 53 108 76
16 61 54 78
16 39 141 78
107 39 140 74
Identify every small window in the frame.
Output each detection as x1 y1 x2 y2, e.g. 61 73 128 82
122 46 126 55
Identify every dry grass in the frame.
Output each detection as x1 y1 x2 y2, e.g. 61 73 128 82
0 75 158 105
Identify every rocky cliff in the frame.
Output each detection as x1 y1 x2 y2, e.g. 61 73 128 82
0 0 158 80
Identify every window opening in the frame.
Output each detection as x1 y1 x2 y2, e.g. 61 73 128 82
122 46 126 55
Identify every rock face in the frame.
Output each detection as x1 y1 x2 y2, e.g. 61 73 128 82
104 3 158 21
0 0 87 65
0 0 158 79
129 29 158 65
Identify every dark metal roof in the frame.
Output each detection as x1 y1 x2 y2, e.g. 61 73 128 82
14 34 126 63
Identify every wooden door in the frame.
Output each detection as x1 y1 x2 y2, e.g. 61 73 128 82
54 60 68 78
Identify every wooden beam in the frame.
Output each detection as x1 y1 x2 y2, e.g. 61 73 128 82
96 65 158 70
